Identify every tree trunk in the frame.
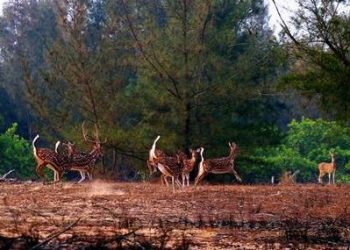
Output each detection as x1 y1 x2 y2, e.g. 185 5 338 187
183 102 192 151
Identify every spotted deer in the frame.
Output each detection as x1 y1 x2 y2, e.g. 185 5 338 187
149 136 182 191
147 135 163 175
181 148 199 186
62 122 106 183
56 141 91 183
147 135 176 186
153 154 182 192
195 142 241 186
32 135 68 184
318 152 336 184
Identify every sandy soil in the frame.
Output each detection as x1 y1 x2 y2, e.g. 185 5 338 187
0 181 350 249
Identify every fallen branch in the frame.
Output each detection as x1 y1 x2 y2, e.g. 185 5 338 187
30 217 81 250
0 170 16 182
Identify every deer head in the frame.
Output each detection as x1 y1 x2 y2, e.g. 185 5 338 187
189 148 200 160
177 150 187 162
228 142 238 158
62 141 76 157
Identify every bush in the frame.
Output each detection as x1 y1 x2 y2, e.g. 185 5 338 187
0 123 35 179
244 118 350 183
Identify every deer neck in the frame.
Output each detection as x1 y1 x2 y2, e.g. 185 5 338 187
89 148 98 157
228 149 236 159
331 157 336 167
190 157 195 164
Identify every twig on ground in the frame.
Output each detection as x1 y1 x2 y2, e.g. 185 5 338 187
0 170 15 181
30 217 81 250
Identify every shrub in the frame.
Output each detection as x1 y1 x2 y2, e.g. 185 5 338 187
244 118 350 183
0 123 35 179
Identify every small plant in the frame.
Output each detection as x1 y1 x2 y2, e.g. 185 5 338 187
0 123 35 179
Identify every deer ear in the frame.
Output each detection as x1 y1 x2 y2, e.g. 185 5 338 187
228 142 231 147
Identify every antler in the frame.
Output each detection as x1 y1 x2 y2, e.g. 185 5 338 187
82 121 96 143
94 124 99 141
82 121 107 144
94 124 107 144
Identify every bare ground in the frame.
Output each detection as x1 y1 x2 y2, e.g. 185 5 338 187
0 181 350 249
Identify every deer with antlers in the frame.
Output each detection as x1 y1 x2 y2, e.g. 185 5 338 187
61 122 106 183
195 142 242 186
32 135 68 184
318 152 336 184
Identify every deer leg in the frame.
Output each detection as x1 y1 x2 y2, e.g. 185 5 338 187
57 170 64 183
333 171 335 184
318 173 324 184
78 171 86 183
195 172 207 186
160 175 169 186
328 173 331 185
53 170 59 184
52 168 62 184
36 163 48 184
176 177 182 188
171 176 175 193
182 173 185 187
147 160 154 176
53 169 57 182
88 171 93 181
161 175 169 186
231 169 242 182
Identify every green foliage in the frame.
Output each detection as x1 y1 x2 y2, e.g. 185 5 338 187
278 0 350 120
244 118 350 183
0 123 35 179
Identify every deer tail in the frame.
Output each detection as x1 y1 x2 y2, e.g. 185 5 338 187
32 134 40 157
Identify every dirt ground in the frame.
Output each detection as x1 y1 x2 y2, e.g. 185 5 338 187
0 181 350 249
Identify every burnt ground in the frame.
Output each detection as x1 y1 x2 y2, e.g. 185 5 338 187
0 181 350 249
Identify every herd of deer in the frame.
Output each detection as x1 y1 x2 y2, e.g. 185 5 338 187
32 123 337 188
32 122 106 184
147 136 242 191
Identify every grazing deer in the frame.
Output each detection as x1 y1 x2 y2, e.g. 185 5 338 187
318 152 336 184
62 122 106 183
32 135 68 184
181 148 199 186
195 142 242 186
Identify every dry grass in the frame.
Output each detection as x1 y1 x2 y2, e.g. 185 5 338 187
0 181 350 249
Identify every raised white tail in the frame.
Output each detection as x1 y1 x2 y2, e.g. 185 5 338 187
194 147 205 186
199 147 204 169
55 141 61 153
149 135 160 160
32 134 40 157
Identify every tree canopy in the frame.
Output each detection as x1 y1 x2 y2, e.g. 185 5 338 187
0 0 349 183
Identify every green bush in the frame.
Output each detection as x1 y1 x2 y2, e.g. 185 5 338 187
244 118 350 183
0 123 35 179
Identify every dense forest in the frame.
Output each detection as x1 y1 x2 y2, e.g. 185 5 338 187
0 0 349 183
